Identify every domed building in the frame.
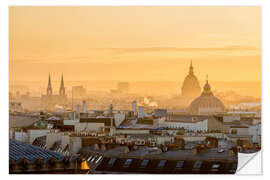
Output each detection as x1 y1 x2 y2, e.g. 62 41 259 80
188 77 225 115
181 61 201 98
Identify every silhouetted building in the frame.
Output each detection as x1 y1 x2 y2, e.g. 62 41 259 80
181 60 201 98
188 77 225 115
72 86 87 99
41 73 67 111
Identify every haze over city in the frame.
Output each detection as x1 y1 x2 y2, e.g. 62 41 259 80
9 6 261 174
10 6 261 83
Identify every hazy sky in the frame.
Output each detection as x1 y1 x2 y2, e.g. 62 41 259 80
9 6 261 82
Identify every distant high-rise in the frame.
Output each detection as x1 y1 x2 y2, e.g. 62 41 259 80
181 60 201 98
138 106 144 118
132 101 137 113
82 100 87 113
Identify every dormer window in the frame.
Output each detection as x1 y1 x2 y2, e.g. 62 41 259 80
107 157 116 167
140 159 149 168
123 159 133 167
175 161 184 169
157 160 167 168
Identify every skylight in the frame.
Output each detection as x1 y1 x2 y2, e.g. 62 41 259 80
157 160 167 168
140 159 149 168
107 157 116 167
123 159 133 167
176 161 184 168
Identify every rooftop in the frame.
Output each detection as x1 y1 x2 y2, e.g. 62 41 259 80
9 139 64 163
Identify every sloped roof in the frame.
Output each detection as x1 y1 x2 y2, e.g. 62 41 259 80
9 139 64 163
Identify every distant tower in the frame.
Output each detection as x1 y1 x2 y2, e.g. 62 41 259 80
109 104 113 115
181 60 201 98
189 60 194 75
132 101 137 113
82 100 87 113
59 73 65 96
188 75 225 115
138 106 144 118
47 73 53 96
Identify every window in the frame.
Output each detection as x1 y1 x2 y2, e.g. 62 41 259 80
212 164 220 169
123 159 133 167
211 163 220 171
90 155 97 163
140 159 149 168
157 160 167 168
175 161 184 169
87 155 93 162
95 156 103 164
193 161 202 169
107 157 116 167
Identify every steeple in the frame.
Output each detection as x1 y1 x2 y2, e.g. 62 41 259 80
47 73 53 96
189 59 194 75
59 73 65 96
202 74 213 96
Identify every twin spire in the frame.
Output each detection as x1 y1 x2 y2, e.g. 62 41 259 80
48 73 52 89
47 73 65 96
47 73 53 96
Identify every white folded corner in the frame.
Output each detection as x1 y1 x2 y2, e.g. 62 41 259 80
236 151 262 175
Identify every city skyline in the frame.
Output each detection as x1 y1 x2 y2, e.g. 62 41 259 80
8 6 261 174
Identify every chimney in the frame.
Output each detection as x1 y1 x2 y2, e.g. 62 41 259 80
123 146 130 154
109 104 113 115
192 147 198 155
94 144 100 151
100 144 107 151
192 144 205 155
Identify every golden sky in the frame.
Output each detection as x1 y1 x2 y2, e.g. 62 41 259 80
9 6 261 82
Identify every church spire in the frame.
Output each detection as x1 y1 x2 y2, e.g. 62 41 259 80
60 73 64 88
59 73 65 96
189 59 194 75
47 73 53 96
202 74 213 96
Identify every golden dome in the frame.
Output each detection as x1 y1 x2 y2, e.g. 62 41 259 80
181 60 201 98
188 77 225 115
